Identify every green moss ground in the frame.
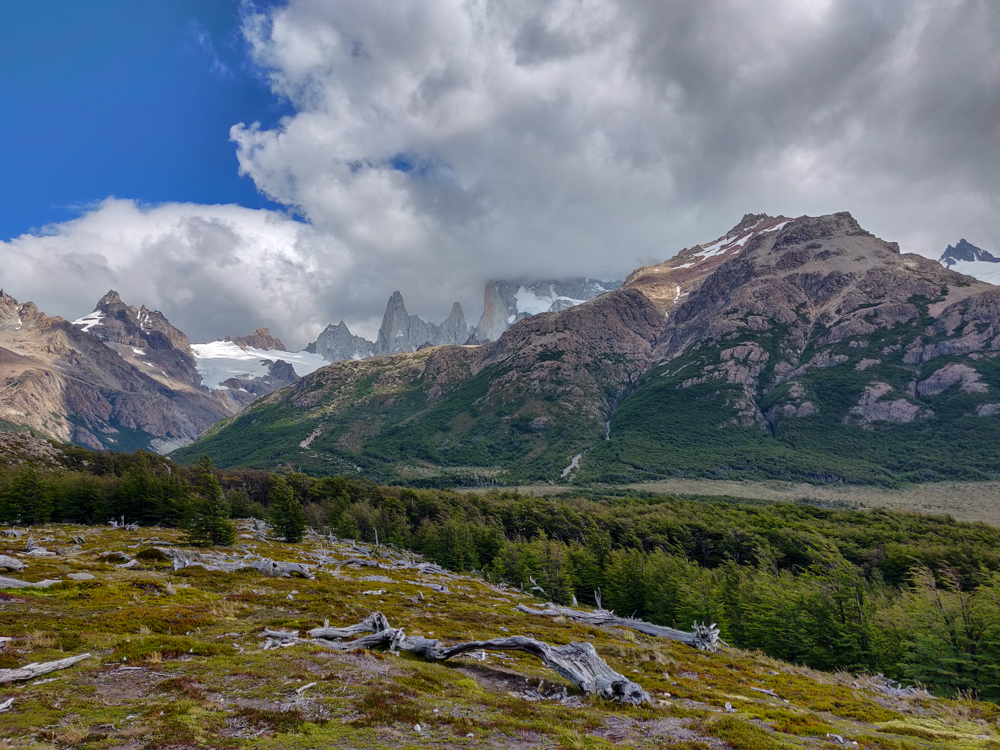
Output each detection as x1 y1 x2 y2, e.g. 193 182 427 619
1 523 998 749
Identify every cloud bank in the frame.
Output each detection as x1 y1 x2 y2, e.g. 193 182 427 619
4 0 999 346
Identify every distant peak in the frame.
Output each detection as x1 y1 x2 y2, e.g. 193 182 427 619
97 290 123 307
940 238 999 267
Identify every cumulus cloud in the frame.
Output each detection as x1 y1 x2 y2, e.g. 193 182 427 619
5 0 999 345
0 199 378 347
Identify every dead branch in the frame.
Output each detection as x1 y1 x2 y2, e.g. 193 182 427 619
301 612 649 705
515 602 723 652
0 653 91 683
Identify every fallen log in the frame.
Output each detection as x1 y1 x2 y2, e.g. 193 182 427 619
0 576 60 589
155 548 313 579
0 555 25 572
303 613 649 705
515 602 723 652
0 653 91 683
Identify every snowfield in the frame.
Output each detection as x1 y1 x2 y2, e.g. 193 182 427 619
945 260 1000 286
191 340 327 390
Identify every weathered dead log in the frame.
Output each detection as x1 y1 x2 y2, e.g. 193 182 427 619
0 576 60 589
407 581 449 593
304 613 649 705
0 555 25 572
515 602 722 652
0 653 91 683
155 548 313 579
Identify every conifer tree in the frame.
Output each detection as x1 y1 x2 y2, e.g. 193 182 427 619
186 456 235 546
269 476 306 543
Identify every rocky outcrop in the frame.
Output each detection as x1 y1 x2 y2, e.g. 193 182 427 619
915 363 987 397
374 292 471 355
306 321 375 362
225 328 285 351
849 383 930 425
220 359 298 396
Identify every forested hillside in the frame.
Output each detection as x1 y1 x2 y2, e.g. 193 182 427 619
5 451 1000 701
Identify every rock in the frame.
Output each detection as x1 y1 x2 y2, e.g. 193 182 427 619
375 292 472 355
306 321 375 362
916 363 986 398
67 572 96 581
224 328 285 351
850 383 929 425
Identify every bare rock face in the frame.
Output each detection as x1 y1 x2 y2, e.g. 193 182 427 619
916 363 987 398
306 321 375 362
849 382 930 425
374 292 471 355
476 279 621 342
225 328 286 352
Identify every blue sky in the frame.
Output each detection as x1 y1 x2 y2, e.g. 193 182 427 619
0 0 288 240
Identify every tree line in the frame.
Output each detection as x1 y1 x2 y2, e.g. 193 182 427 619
3 451 1000 700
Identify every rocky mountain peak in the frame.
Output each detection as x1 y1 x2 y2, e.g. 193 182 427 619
96 289 125 309
306 320 375 362
940 239 999 268
224 328 286 352
374 292 470 356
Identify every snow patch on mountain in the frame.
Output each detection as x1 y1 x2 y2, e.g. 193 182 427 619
72 311 105 333
192 341 327 390
943 261 1000 286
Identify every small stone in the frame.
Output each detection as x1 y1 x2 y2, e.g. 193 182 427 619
413 723 421 732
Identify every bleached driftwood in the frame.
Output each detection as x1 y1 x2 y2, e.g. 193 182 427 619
0 576 60 589
155 548 313 579
0 555 24 572
300 612 649 705
0 652 91 683
515 602 723 652
109 517 139 532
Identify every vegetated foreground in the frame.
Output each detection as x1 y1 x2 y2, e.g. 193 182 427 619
2 522 1000 750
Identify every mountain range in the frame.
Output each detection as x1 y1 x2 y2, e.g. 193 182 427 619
173 212 1000 486
4 213 999 484
0 274 620 454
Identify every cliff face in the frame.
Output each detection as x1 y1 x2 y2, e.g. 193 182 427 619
374 292 470 355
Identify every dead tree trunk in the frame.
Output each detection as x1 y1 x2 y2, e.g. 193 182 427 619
0 653 91 683
515 602 722 652
301 613 649 705
155 548 313 579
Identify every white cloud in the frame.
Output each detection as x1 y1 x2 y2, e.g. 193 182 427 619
5 0 1000 347
0 199 379 348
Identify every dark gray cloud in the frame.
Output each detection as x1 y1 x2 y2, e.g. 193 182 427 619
4 0 999 346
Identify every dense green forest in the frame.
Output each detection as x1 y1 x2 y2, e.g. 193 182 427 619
3 449 1000 701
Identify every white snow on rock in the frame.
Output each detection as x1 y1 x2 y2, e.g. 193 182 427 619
72 310 105 333
191 340 327 390
514 285 556 316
